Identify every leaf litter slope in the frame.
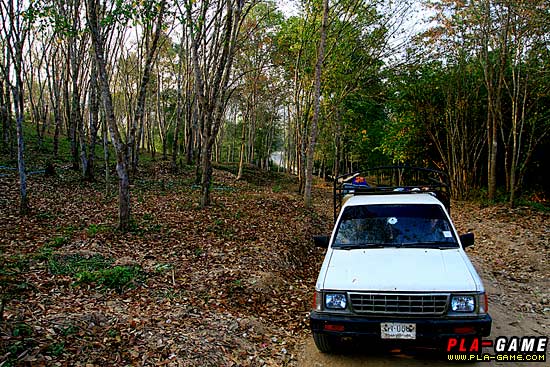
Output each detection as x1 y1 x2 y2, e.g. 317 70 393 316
0 165 329 366
2 166 548 366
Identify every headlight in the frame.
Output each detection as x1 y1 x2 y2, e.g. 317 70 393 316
451 295 475 312
325 293 347 310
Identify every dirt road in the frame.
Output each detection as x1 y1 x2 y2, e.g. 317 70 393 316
296 202 549 367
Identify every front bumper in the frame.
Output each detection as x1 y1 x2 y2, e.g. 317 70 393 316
310 311 491 344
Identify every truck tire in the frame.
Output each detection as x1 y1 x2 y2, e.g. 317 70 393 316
313 332 337 353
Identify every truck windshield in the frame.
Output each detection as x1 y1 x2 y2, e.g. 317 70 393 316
333 204 458 249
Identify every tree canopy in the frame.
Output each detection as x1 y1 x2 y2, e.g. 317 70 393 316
1 0 549 224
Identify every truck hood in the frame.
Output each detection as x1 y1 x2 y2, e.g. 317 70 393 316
322 248 477 292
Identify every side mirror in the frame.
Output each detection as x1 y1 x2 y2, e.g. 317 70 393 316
313 235 329 248
460 232 474 249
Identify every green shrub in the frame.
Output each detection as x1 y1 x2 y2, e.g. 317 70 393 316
75 265 143 293
49 254 112 276
60 325 79 336
86 224 111 237
154 263 173 273
47 342 65 356
50 236 69 248
12 322 33 337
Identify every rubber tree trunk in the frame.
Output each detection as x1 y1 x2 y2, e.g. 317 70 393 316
200 140 213 207
7 6 29 215
15 91 28 214
236 107 247 180
304 0 329 208
87 0 130 230
130 3 165 174
85 63 100 181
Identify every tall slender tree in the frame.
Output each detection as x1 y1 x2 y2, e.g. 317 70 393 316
0 0 30 214
87 0 166 229
182 0 251 207
304 0 328 207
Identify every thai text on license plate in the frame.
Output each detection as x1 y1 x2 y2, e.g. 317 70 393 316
380 322 416 339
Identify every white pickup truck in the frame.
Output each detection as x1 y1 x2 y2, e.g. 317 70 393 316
310 167 491 353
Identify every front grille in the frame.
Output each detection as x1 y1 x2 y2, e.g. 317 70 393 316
349 293 449 315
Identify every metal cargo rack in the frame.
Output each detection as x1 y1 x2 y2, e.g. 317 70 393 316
333 166 451 222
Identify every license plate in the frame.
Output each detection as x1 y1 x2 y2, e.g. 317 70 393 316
380 322 416 340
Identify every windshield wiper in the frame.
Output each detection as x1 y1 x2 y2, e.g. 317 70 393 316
336 243 399 250
337 245 370 250
400 241 458 249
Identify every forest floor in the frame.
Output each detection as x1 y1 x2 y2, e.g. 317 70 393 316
0 162 549 366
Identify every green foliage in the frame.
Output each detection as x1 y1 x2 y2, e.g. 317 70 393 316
49 253 113 276
0 120 70 169
471 187 508 207
47 252 144 291
60 324 79 336
11 322 33 337
154 263 173 274
1 255 30 274
377 111 426 164
46 342 65 356
107 328 119 338
1 258 33 341
154 288 187 301
382 55 488 183
520 200 550 213
75 265 143 293
36 246 54 262
272 0 395 174
49 236 69 248
127 217 163 236
473 188 550 213
193 247 204 258
36 211 57 221
341 95 390 169
6 338 37 364
207 217 235 240
86 223 111 237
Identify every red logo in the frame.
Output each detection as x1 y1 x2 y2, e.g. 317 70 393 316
447 337 483 353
